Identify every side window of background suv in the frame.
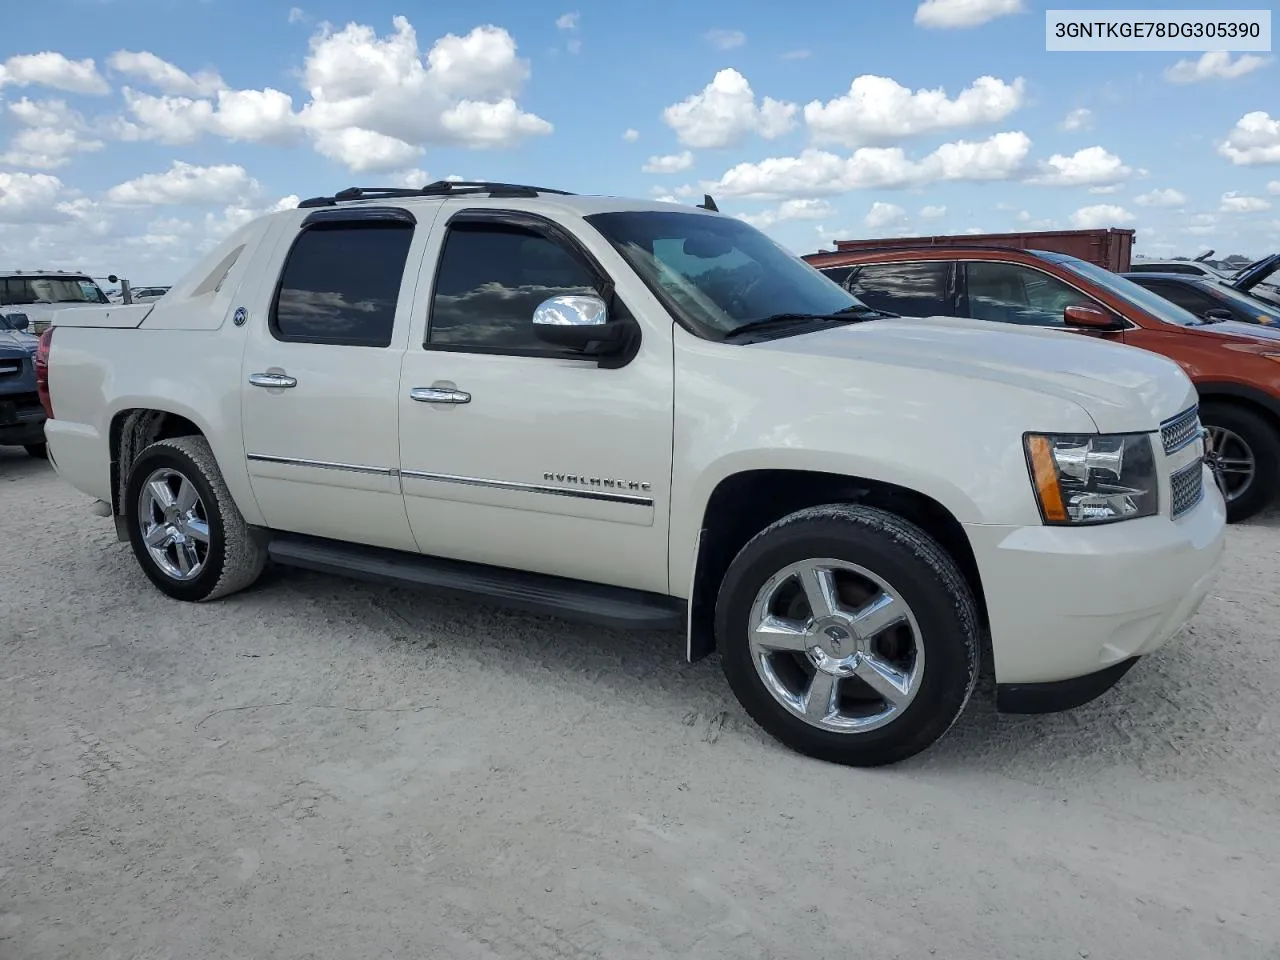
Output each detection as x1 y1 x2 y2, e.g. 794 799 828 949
848 261 952 316
271 220 414 347
428 221 601 354
963 261 1094 327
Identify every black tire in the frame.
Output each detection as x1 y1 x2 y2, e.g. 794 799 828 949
123 435 265 602
24 443 47 459
715 504 980 767
1200 401 1280 523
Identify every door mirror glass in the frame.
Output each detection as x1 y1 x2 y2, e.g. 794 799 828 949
3 312 30 330
532 294 608 329
1063 304 1121 330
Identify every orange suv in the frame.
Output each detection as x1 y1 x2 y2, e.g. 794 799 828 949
803 244 1280 522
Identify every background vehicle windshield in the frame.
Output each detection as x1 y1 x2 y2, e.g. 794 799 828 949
586 209 868 338
0 275 109 306
1040 252 1204 327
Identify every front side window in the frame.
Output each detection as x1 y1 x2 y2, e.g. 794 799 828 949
963 261 1093 327
585 210 866 340
271 220 413 347
1136 280 1220 318
849 262 952 316
428 221 600 353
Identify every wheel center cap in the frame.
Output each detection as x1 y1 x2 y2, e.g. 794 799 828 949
822 624 851 651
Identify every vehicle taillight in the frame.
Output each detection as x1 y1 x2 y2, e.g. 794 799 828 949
35 327 54 420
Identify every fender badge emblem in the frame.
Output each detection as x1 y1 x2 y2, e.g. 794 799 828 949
233 306 248 326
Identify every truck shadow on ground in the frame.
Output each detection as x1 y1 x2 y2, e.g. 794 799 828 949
244 554 1263 783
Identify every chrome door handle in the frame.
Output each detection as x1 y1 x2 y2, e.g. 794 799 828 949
249 372 298 389
410 386 471 404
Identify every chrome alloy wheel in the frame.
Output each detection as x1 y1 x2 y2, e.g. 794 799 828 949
137 467 211 581
747 558 925 734
1204 424 1255 504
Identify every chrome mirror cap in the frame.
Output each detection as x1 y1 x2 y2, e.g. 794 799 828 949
532 294 608 327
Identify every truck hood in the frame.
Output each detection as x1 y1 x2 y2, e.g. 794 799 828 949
0 328 38 352
753 315 1197 434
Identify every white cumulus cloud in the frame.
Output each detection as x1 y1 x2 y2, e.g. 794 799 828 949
0 98 104 169
914 0 1024 29
1027 146 1132 187
1220 191 1272 213
1165 52 1271 84
0 52 110 95
804 74 1024 147
1070 204 1134 229
622 128 639 142
663 68 796 149
0 171 72 223
1060 107 1092 131
106 160 261 206
707 130 1032 199
642 151 694 174
107 51 225 97
1134 188 1187 208
1219 112 1280 165
920 204 947 219
864 201 907 229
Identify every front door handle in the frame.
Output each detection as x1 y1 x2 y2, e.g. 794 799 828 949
410 386 471 404
249 372 298 389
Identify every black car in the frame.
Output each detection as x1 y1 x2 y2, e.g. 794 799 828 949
0 311 47 458
1121 271 1280 328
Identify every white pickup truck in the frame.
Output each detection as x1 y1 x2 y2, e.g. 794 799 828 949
37 181 1226 766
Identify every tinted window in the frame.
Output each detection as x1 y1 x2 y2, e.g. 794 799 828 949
429 222 599 352
271 221 413 347
964 261 1093 326
1139 281 1224 318
849 262 951 316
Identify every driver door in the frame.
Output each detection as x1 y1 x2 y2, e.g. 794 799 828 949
395 207 675 594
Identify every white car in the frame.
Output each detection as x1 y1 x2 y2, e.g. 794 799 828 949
34 181 1226 766
0 270 112 333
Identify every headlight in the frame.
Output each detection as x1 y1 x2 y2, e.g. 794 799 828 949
1024 433 1158 525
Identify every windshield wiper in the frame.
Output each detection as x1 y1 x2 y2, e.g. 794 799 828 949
726 308 884 342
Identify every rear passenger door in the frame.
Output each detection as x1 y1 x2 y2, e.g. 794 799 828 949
847 261 955 316
239 206 434 552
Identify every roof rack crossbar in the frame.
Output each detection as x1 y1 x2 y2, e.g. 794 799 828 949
297 180 576 208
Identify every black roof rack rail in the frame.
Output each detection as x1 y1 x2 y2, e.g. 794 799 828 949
804 243 1062 259
297 180 576 208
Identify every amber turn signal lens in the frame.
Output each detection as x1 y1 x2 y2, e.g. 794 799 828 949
1026 435 1068 523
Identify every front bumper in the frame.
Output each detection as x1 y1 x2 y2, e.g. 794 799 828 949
0 393 46 446
965 465 1226 695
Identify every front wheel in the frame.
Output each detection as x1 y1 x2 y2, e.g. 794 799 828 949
1200 402 1280 523
123 435 265 602
715 504 980 767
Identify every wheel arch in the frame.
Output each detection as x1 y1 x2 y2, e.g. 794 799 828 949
1194 381 1280 429
685 468 988 662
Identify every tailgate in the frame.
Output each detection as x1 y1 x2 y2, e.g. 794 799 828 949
49 303 154 329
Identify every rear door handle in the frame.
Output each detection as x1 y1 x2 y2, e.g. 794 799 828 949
249 372 298 388
410 386 471 404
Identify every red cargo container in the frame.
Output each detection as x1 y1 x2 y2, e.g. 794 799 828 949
806 227 1136 272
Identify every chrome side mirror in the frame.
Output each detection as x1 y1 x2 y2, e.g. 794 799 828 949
531 293 637 362
532 294 608 329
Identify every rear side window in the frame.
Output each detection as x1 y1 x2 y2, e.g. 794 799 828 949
271 221 414 347
849 261 952 316
428 221 599 353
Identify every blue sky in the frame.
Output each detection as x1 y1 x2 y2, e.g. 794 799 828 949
1 0 1277 283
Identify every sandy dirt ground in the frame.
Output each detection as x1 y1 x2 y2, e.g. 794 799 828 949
2 445 1279 960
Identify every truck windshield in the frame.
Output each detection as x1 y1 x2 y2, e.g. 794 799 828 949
585 209 871 339
1 276 109 306
1041 253 1205 327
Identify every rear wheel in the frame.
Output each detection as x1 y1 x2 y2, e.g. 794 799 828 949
715 504 980 767
123 435 265 601
24 443 47 459
1200 402 1280 523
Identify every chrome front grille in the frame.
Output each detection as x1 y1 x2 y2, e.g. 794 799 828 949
1161 404 1202 456
1170 459 1205 519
